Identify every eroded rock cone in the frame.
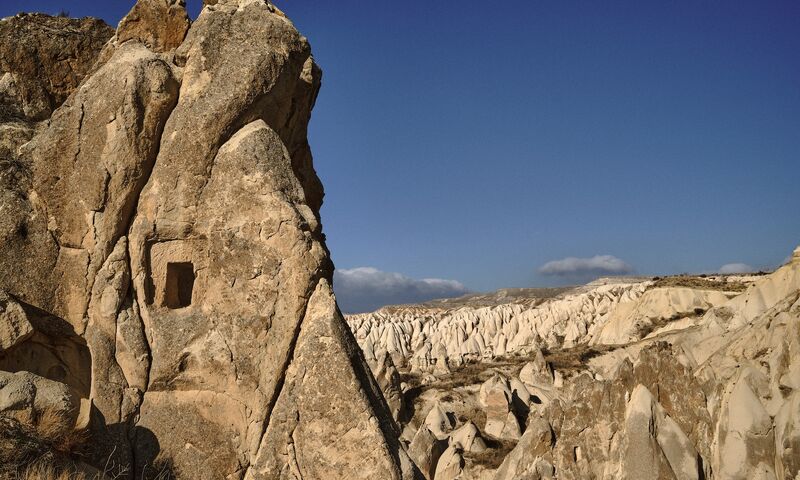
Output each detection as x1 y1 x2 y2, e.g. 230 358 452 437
0 2 420 479
449 421 487 453
408 424 448 480
372 349 405 421
479 373 523 440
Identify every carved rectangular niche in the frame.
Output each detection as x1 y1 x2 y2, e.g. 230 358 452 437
165 262 195 309
145 239 206 309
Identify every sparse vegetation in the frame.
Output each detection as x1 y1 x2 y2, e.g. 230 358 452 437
0 408 123 480
541 344 616 372
646 275 749 292
635 308 707 338
0 413 85 479
463 438 516 469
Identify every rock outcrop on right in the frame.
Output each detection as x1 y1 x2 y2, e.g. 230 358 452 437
351 248 800 479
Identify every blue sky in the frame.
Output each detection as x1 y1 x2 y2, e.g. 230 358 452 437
5 1 799 312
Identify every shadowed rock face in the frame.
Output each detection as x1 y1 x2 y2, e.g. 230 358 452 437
0 2 419 479
0 13 114 122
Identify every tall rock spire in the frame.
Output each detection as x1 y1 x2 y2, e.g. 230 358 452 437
0 1 420 478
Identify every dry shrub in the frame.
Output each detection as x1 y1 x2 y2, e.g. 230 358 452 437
646 275 749 292
0 408 93 480
18 460 88 480
463 438 516 469
34 408 88 456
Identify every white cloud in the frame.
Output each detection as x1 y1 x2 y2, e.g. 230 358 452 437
718 263 754 274
538 255 634 277
334 267 470 313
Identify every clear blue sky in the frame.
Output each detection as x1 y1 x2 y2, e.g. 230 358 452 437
5 1 799 311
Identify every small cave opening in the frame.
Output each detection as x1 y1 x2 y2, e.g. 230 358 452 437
164 262 195 309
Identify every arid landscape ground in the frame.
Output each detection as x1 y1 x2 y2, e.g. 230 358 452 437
1 1 799 479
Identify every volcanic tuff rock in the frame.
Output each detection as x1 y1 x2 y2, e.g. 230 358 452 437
349 252 799 479
0 13 114 123
0 2 419 479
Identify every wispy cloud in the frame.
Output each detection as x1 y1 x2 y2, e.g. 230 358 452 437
538 255 634 277
718 263 753 274
334 267 470 313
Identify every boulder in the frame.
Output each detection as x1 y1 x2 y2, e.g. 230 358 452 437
0 370 78 436
0 291 32 350
433 342 451 375
519 348 553 389
0 14 113 122
117 0 190 52
493 416 554 480
424 401 456 440
621 384 699 480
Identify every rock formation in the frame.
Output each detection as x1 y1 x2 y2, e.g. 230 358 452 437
479 373 522 440
347 280 654 370
1 3 798 480
0 2 419 479
349 250 799 479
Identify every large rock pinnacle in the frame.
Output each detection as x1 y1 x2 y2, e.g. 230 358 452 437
0 1 420 479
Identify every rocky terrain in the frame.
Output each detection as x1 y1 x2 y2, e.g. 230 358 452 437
349 252 800 479
1 2 418 479
1 2 798 480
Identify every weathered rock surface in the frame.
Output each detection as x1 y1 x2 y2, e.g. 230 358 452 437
0 291 33 350
493 415 554 480
409 423 448 480
366 348 406 421
348 280 653 370
434 444 465 480
479 373 522 440
450 421 487 453
0 370 78 435
349 252 798 479
0 3 419 479
0 13 113 122
117 0 190 52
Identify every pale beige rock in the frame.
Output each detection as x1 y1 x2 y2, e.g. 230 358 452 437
450 420 487 453
117 0 190 52
621 384 699 480
373 349 405 421
493 416 553 480
347 282 650 369
519 348 553 389
435 444 465 480
592 287 731 346
424 401 456 440
408 425 447 480
0 291 33 350
716 377 776 480
0 2 420 479
0 370 78 433
348 246 800 479
479 373 522 440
